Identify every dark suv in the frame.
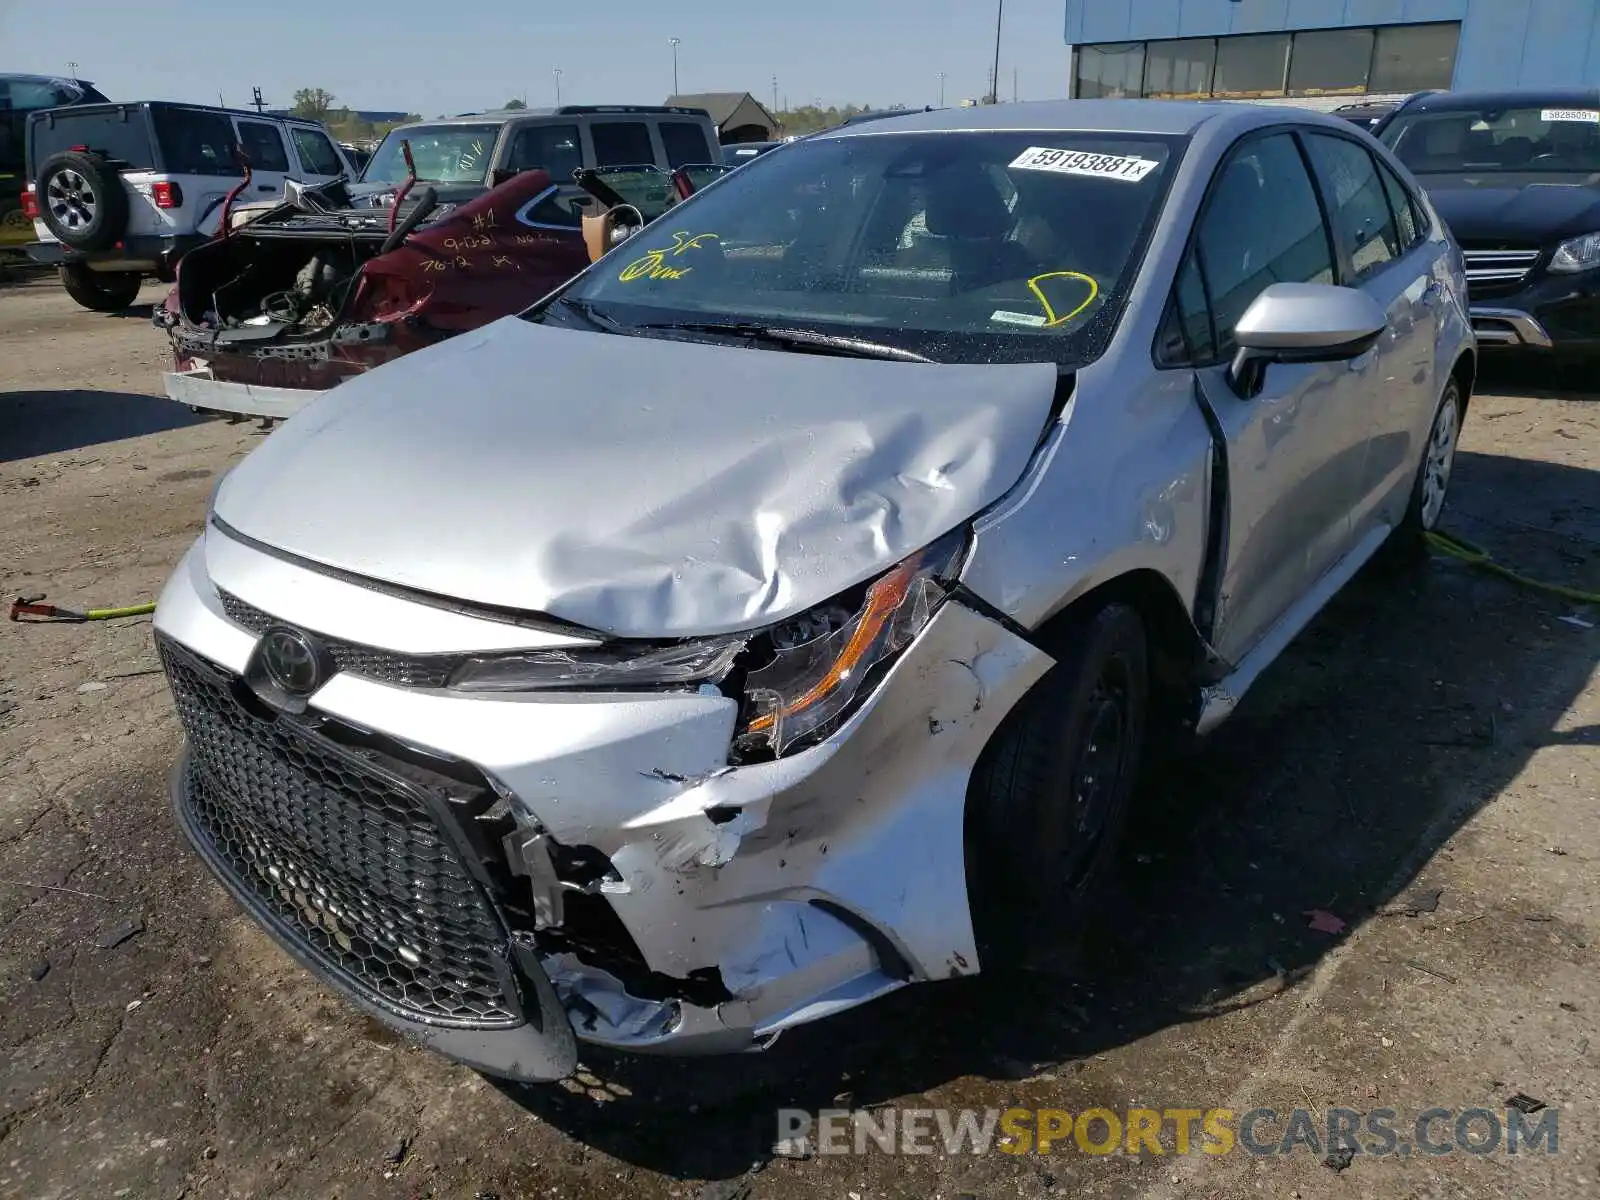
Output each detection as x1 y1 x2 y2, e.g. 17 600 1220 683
1376 88 1600 360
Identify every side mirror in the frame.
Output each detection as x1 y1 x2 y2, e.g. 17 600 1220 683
1228 282 1387 398
489 166 526 188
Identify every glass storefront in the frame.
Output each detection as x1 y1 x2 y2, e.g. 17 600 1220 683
1074 21 1460 100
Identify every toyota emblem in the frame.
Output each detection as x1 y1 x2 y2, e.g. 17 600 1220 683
260 626 324 696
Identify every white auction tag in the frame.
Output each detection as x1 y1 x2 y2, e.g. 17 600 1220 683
1009 146 1161 182
1541 108 1600 123
991 309 1047 328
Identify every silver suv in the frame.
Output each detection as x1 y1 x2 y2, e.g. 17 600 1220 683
154 99 1473 1083
23 101 354 310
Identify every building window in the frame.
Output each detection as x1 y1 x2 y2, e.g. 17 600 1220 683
1370 23 1459 93
1212 33 1290 98
1144 38 1216 99
1287 28 1375 96
1075 42 1146 98
1073 21 1460 101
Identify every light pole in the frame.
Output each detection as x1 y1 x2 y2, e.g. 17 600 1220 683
553 67 563 107
989 0 1005 104
67 60 79 79
938 72 947 107
669 38 681 94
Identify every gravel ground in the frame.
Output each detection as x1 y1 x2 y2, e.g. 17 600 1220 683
1 270 1597 1200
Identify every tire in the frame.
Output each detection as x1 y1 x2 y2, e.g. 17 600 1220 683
59 264 144 312
36 151 129 252
1389 375 1464 558
965 601 1149 971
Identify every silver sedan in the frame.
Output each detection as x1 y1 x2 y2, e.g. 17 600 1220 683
153 98 1474 1082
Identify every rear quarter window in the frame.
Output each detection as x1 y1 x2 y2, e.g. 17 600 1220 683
659 121 714 168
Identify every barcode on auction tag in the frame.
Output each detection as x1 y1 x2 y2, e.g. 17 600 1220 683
1009 146 1161 182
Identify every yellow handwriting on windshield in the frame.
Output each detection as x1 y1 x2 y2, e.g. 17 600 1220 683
619 231 721 282
1028 270 1100 328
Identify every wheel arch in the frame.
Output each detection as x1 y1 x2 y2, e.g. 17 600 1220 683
1450 348 1476 416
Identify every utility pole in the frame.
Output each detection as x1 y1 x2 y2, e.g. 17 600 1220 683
553 68 563 107
939 72 947 107
1013 67 1018 103
251 87 266 114
990 0 1005 104
772 75 779 115
670 38 681 94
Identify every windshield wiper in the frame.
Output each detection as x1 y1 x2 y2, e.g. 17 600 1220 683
630 321 933 363
549 296 628 334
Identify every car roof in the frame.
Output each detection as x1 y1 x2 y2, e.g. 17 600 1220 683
816 98 1344 141
1396 87 1600 115
23 99 319 123
400 105 713 128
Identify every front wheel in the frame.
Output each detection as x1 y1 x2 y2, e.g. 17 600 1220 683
59 264 143 312
965 602 1149 971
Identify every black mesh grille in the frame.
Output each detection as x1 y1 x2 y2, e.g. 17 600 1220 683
218 590 462 689
161 635 521 1028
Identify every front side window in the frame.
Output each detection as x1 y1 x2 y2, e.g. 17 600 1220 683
236 120 289 172
364 123 499 185
1157 247 1215 366
289 126 344 176
505 123 582 181
591 122 655 167
1197 132 1334 354
1303 133 1400 280
549 130 1181 367
1382 105 1600 176
151 107 241 176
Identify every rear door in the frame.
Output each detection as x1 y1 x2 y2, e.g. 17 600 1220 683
284 122 350 185
1299 129 1439 538
232 116 292 202
585 119 658 170
1173 129 1375 662
147 105 245 238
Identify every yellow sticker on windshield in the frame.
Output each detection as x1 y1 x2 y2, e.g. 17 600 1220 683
619 231 721 282
1028 271 1100 328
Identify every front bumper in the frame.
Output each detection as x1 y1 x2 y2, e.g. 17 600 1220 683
153 525 1051 1076
1470 268 1600 354
163 367 322 420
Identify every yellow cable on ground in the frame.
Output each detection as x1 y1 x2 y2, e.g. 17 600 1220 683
1426 530 1600 607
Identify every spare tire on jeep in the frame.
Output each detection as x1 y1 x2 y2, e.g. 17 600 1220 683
36 150 129 252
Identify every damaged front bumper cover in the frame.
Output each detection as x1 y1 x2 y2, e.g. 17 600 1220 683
153 532 1052 1078
164 367 323 420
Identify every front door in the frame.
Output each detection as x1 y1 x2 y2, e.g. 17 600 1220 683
1186 130 1377 663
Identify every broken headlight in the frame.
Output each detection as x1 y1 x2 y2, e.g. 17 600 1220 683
729 528 969 761
448 638 745 692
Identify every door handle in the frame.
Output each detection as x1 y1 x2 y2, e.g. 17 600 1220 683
257 184 277 192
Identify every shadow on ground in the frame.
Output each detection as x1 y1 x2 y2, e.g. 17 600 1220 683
490 443 1599 1182
1 388 203 462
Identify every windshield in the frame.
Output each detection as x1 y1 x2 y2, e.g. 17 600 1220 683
546 129 1182 366
364 123 500 185
1382 105 1600 174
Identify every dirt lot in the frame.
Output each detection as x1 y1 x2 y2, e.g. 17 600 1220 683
1 270 1597 1200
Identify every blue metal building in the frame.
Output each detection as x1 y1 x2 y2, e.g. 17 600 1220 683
1064 1 1600 106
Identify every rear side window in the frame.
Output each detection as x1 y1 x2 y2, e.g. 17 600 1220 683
152 107 239 176
235 120 289 172
27 107 157 174
659 121 713 168
1196 132 1335 354
505 123 582 181
591 121 654 167
1302 132 1400 279
288 125 344 176
1375 157 1424 249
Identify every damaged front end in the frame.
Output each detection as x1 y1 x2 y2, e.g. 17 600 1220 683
155 171 591 419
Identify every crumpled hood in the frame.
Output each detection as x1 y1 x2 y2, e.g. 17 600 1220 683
1420 174 1600 244
213 317 1059 638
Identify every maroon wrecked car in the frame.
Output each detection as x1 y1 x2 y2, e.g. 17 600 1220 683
154 105 728 419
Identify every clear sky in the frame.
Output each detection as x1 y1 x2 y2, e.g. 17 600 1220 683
3 0 1073 117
